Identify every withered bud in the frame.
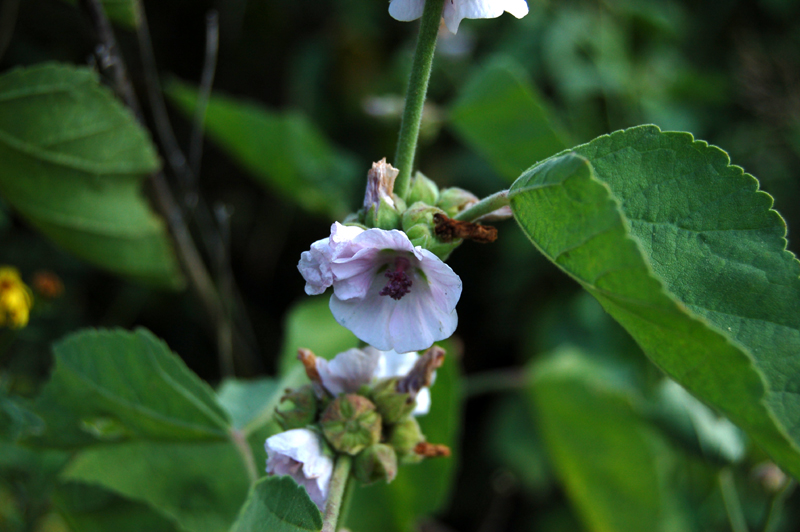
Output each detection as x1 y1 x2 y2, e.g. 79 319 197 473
414 442 451 458
363 158 399 211
298 348 321 384
397 345 445 396
433 213 498 244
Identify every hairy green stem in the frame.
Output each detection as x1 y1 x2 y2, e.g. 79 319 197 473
322 454 353 532
393 0 445 199
230 429 257 483
453 190 510 222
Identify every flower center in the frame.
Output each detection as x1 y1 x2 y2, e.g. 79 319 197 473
379 257 413 300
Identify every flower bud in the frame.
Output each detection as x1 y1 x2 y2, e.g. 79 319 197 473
353 443 398 484
367 196 403 230
389 417 425 465
370 377 417 424
406 171 439 206
436 187 478 218
401 202 460 259
320 394 382 455
275 384 319 431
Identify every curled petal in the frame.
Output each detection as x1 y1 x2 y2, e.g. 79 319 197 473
265 429 333 509
317 348 382 396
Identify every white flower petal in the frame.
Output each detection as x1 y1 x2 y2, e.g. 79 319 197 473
502 0 529 19
265 429 333 510
413 388 431 416
373 349 419 379
442 0 528 33
389 0 426 21
316 348 381 395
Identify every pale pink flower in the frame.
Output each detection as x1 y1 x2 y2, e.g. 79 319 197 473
389 0 529 34
298 223 462 353
265 429 333 510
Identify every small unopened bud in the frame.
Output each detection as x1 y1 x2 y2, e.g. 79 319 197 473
436 187 478 217
320 394 382 455
275 384 318 431
367 196 403 230
354 443 398 484
407 171 439 206
389 417 425 465
753 462 789 493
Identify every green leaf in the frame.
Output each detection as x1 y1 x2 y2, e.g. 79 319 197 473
278 296 359 375
449 57 569 181
529 347 689 532
346 345 462 532
29 328 231 448
0 63 183 289
55 483 179 532
508 125 800 479
61 0 140 28
217 378 281 431
228 477 322 532
62 441 251 532
165 80 361 219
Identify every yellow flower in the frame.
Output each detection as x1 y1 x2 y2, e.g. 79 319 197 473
0 267 33 329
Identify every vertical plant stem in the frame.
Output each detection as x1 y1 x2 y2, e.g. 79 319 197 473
321 454 353 532
189 10 220 177
230 428 257 483
393 0 445 199
719 468 749 532
762 479 795 532
453 190 510 222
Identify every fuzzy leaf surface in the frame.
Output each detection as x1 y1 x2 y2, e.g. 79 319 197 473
509 126 800 478
228 477 322 532
30 328 231 448
0 63 183 288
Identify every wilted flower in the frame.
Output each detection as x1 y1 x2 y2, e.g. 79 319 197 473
298 223 461 353
0 267 33 329
389 0 529 34
265 428 334 510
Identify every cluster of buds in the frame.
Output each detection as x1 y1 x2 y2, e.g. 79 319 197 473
346 159 485 260
265 345 449 509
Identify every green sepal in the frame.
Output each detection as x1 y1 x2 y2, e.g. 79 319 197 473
389 416 425 465
274 384 319 431
370 378 416 425
406 171 439 206
353 443 398 484
436 187 478 217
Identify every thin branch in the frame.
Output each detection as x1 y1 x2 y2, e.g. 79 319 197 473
719 468 749 532
230 428 258 483
190 10 220 177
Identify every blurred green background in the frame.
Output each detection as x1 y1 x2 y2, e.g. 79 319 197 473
1 0 800 530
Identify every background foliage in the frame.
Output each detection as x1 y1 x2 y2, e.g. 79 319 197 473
2 0 800 531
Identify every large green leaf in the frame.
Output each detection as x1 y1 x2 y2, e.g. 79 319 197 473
62 441 251 532
508 125 800 479
345 345 463 532
449 57 569 181
54 483 179 532
0 63 183 289
30 328 231 448
529 347 688 532
228 477 322 532
165 81 361 219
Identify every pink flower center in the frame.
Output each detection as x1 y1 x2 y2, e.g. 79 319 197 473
380 257 413 300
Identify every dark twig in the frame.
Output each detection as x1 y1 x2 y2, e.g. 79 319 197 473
190 11 220 177
0 0 21 63
79 0 231 373
214 203 235 377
